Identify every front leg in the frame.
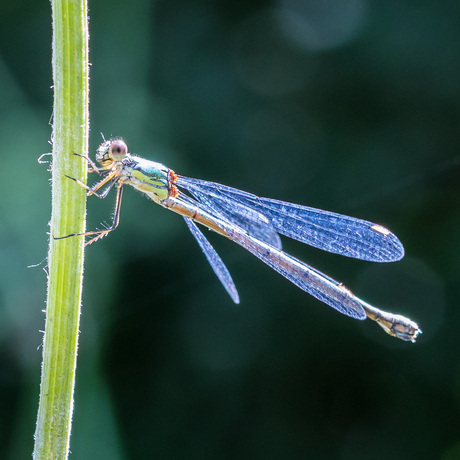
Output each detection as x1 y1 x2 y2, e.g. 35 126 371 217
73 152 104 175
65 169 120 198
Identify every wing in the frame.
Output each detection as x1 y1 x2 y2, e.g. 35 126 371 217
182 179 282 250
172 194 365 320
176 176 404 262
184 216 240 304
230 228 367 320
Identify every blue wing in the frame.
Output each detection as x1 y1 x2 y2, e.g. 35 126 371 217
177 176 404 262
177 196 365 319
183 180 282 250
184 216 240 304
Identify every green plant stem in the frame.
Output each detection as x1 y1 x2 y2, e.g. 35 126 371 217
34 0 89 458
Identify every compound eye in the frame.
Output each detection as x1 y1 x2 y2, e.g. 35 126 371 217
110 140 128 161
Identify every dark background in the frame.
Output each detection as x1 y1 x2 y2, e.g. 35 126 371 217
1 1 459 459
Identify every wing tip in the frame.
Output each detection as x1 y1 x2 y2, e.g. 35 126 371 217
229 291 240 304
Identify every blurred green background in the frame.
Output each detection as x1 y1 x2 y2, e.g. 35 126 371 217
1 0 460 458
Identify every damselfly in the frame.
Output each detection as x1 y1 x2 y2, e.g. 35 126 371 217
62 139 421 342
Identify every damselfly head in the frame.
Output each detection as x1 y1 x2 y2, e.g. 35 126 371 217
96 139 128 166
